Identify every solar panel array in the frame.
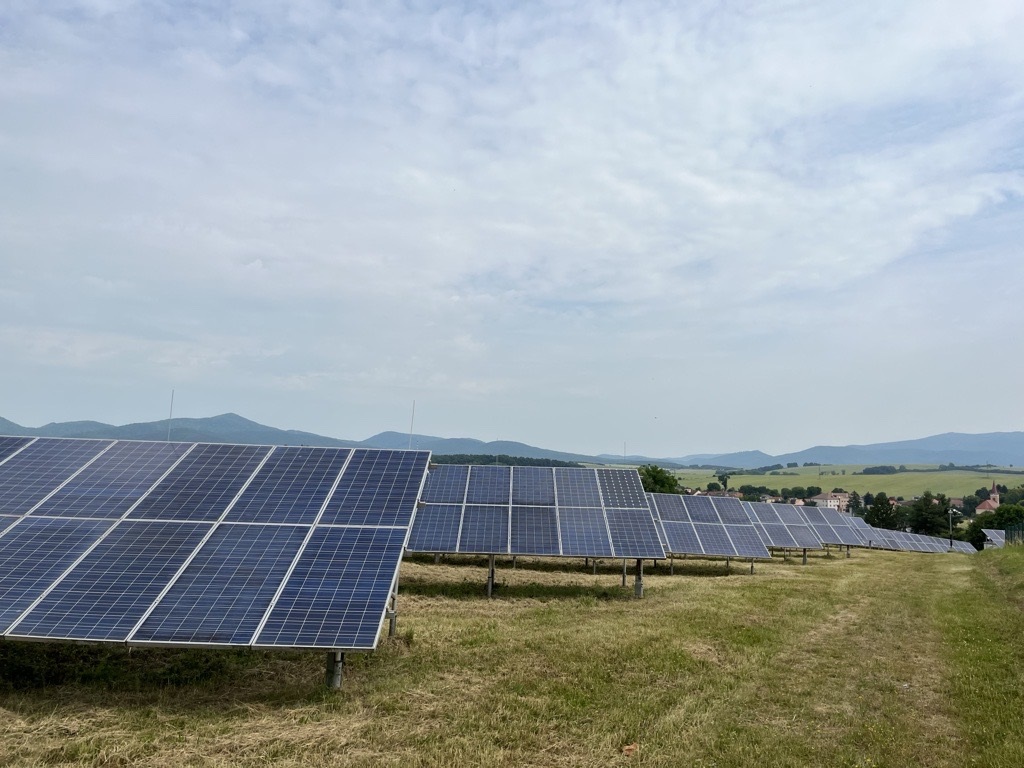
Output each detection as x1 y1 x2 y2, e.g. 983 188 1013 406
646 494 771 559
744 502 825 550
0 436 430 651
408 466 666 560
983 529 1005 548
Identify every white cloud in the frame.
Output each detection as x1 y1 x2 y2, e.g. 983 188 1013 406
1 0 1022 455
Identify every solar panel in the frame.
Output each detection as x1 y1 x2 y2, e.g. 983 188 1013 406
129 444 270 522
558 507 614 557
465 465 511 505
408 466 666 560
725 525 772 558
647 495 770 559
983 529 1005 548
512 467 555 506
510 507 559 555
130 523 308 645
421 464 469 504
0 436 431 654
0 436 33 463
650 493 689 522
661 521 703 554
682 495 720 524
0 438 113 515
30 440 193 519
692 523 737 557
225 447 350 524
406 504 462 552
253 526 408 650
711 497 750 524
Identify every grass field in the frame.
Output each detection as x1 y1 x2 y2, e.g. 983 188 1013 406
664 464 1024 499
3 549 1024 766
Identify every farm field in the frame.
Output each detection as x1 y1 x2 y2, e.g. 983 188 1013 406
666 464 1024 499
3 549 1024 766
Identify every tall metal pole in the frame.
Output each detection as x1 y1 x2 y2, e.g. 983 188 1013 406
949 509 954 551
165 389 175 441
408 400 416 450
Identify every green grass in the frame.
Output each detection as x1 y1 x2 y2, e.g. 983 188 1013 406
670 464 1023 499
3 550 1024 766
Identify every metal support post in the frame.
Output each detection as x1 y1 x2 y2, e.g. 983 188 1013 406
634 559 644 598
512 556 517 570
825 544 832 558
750 558 755 574
802 548 807 565
670 554 675 576
593 558 597 575
725 557 730 573
487 554 496 598
434 554 440 564
622 559 627 587
387 592 398 638
846 545 851 559
326 650 344 690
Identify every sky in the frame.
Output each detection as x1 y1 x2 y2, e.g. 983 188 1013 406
1 1 1023 459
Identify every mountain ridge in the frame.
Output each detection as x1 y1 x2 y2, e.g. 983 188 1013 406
2 415 1023 467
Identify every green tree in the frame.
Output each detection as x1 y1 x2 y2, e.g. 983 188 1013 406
848 491 863 516
906 491 955 536
864 491 901 529
964 504 1024 550
716 473 731 492
637 464 680 494
706 481 722 492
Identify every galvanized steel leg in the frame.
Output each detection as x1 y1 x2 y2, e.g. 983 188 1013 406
670 555 675 576
387 592 397 638
622 559 627 587
634 559 644 598
326 650 344 690
802 548 807 565
846 545 851 559
487 554 496 598
750 558 755 574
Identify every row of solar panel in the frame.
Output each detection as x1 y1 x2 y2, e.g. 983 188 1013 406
0 436 431 650
408 504 665 559
982 529 1005 548
421 464 650 508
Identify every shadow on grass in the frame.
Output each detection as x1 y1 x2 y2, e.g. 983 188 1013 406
398 575 637 601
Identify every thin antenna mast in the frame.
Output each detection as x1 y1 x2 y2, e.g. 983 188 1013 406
408 400 416 450
166 389 175 442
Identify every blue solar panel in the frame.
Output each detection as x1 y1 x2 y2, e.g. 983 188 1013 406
0 516 18 535
800 507 828 525
651 493 689 522
225 447 350 524
421 464 469 504
811 524 839 545
605 509 665 559
558 508 613 557
692 523 737 557
682 495 720 524
759 523 800 548
661 521 703 555
787 523 824 549
774 504 807 525
597 469 648 508
511 467 555 506
0 517 114 632
31 440 193 519
747 502 783 524
0 436 32 463
0 438 112 515
465 465 511 505
458 505 509 554
131 523 308 645
129 444 270 522
406 504 462 552
725 525 771 558
254 526 407 649
712 497 749 524
554 468 601 506
319 449 429 526
510 507 559 555
10 520 211 641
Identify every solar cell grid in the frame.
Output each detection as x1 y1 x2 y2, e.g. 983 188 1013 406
724 525 771 558
131 523 308 645
320 450 429 526
682 495 720 524
0 438 113 515
759 522 799 549
510 507 559 555
0 517 115 632
711 497 749 524
650 493 689 522
254 526 407 649
605 509 665 559
464 465 511 505
129 444 270 522
511 467 555 506
31 440 193 519
558 507 613 557
405 504 462 553
800 507 828 525
553 468 601 506
0 436 33 464
225 447 350 524
596 469 648 508
747 502 783 524
786 523 824 549
420 464 469 504
774 505 808 525
692 523 737 557
660 521 703 555
10 520 211 641
458 505 509 554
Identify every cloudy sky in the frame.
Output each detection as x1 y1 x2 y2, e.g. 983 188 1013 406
1 1 1022 458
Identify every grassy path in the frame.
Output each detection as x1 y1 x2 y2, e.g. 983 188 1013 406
3 549 1024 766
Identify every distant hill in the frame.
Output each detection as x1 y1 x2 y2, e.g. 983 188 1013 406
3 415 1023 468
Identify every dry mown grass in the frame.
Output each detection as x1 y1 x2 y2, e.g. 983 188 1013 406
3 549 1024 766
